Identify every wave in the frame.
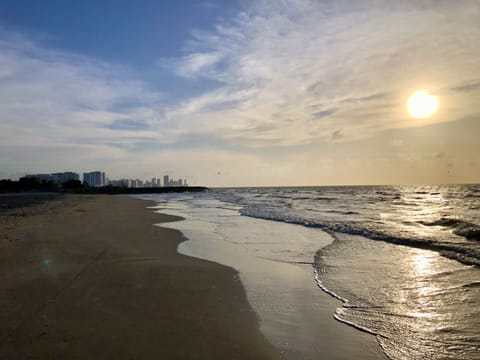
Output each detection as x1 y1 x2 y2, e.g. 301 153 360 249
462 281 480 289
314 196 335 201
312 229 480 360
420 217 480 241
313 247 381 337
324 210 360 215
240 208 480 266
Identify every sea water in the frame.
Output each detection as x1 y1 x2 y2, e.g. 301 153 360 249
137 185 480 359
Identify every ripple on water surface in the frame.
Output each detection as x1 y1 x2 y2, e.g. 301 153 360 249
315 232 480 360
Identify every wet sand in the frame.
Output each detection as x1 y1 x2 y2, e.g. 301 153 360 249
157 200 387 359
0 195 279 359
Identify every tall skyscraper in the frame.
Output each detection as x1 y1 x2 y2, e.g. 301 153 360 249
163 175 170 187
83 171 105 187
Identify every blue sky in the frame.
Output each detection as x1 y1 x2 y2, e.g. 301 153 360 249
1 0 479 186
0 0 237 63
0 0 239 97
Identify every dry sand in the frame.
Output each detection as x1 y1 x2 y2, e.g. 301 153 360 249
0 195 280 359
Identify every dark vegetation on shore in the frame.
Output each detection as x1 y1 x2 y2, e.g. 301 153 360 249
0 177 208 195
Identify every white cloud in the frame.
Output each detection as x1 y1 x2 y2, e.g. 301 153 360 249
0 30 171 154
168 0 480 146
173 52 223 78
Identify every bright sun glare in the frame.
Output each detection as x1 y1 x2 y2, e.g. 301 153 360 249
407 90 439 118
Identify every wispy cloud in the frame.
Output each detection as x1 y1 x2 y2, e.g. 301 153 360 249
105 119 151 131
0 29 168 154
450 80 480 93
173 52 223 79
167 0 480 145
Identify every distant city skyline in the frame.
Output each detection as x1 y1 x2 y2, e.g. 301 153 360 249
1 1 479 186
22 170 188 188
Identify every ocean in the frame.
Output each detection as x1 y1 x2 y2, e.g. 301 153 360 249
138 184 480 359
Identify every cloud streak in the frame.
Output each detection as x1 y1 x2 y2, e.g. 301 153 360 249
0 29 169 154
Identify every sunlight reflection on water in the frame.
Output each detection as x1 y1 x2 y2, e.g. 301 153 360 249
318 234 479 359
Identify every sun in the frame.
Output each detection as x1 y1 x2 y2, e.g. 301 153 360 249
407 90 439 118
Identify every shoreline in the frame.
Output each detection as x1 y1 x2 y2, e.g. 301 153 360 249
0 194 279 359
150 196 387 359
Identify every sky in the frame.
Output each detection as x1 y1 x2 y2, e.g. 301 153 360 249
0 0 479 186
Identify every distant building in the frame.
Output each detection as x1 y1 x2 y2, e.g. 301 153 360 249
52 172 79 183
108 179 126 187
130 179 143 188
159 175 188 187
121 179 132 188
83 171 105 187
105 174 187 188
26 172 80 184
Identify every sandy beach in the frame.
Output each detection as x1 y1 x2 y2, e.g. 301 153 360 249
0 195 279 359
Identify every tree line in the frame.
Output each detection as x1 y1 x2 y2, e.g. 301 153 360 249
0 177 84 192
0 177 207 194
